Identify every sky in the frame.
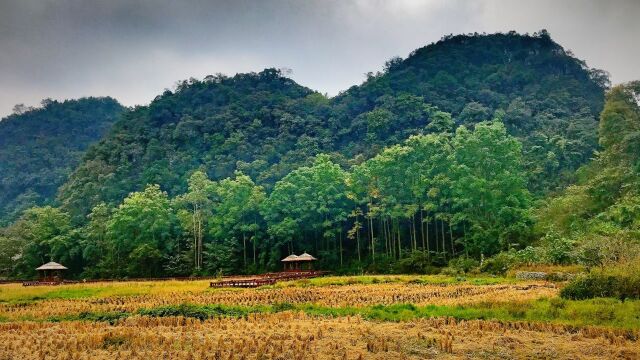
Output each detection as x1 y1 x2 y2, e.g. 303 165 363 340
1 0 639 118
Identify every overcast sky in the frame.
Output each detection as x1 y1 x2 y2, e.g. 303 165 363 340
1 0 638 118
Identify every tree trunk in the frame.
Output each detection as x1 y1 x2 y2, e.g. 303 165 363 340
426 213 430 259
420 209 425 253
412 212 417 252
356 211 361 263
397 219 402 259
370 214 375 263
339 222 343 267
434 217 439 253
440 219 447 260
449 221 455 256
253 215 258 266
243 232 247 270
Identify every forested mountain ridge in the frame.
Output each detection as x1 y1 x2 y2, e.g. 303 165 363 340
332 31 607 192
58 31 606 221
57 70 320 219
1 31 621 279
0 97 124 225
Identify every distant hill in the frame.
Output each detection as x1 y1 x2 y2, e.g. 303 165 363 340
54 32 606 220
0 97 124 224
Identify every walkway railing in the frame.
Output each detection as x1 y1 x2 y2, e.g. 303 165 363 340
209 270 328 288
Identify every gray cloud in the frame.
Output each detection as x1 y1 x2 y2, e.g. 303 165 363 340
0 0 638 117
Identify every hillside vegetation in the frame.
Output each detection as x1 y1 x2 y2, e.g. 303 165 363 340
0 98 124 226
3 31 632 281
59 31 605 220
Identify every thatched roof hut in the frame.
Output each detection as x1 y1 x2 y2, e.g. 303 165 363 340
36 262 68 271
281 254 299 262
281 253 317 271
296 252 317 261
35 262 67 282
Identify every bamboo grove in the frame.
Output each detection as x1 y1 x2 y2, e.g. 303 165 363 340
0 119 531 278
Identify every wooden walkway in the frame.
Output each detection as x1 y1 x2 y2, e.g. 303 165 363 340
22 280 79 287
210 271 328 288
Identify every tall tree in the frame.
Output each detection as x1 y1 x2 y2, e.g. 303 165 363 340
450 121 532 256
106 185 173 277
174 171 215 271
208 172 265 273
263 155 351 267
1 206 75 277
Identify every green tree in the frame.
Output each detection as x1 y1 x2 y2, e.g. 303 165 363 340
174 171 215 271
106 184 173 277
263 155 351 267
208 172 265 273
1 206 75 277
80 203 112 277
451 121 532 256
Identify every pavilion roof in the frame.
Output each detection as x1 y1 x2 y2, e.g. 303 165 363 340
295 252 317 261
35 262 68 271
281 254 299 262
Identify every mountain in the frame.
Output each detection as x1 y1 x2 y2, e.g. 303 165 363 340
57 32 606 221
0 97 124 225
331 31 607 193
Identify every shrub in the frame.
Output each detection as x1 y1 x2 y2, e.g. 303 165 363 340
560 267 640 300
448 257 480 274
515 246 543 264
480 251 520 275
393 251 440 274
439 267 459 276
364 255 396 274
540 233 576 264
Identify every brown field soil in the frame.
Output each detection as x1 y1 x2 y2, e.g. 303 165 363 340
1 312 637 360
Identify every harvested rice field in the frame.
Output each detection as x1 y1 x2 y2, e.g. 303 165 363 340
0 275 638 359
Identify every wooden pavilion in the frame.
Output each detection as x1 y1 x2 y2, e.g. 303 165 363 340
281 252 317 271
35 262 67 282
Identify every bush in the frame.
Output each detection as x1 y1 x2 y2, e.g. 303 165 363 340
540 233 576 264
448 257 480 274
393 251 440 274
515 246 543 264
365 255 396 274
480 251 521 275
560 268 640 300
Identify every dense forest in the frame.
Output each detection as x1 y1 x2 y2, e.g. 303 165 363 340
3 31 637 282
0 98 124 226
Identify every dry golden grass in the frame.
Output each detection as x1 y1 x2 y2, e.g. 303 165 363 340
1 277 636 359
0 281 556 321
0 312 636 360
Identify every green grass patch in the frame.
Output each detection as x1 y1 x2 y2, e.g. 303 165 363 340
137 303 267 320
47 311 130 324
